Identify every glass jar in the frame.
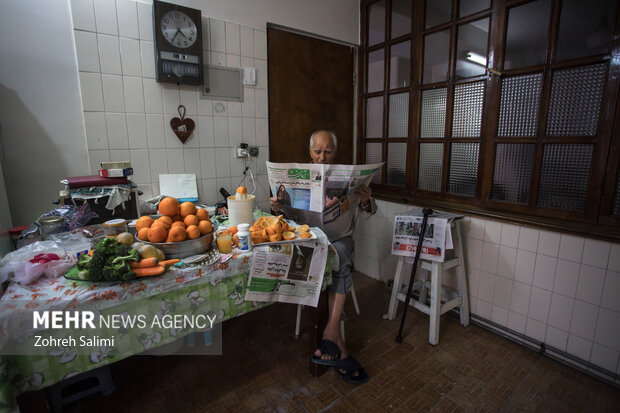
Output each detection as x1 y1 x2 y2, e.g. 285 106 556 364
39 216 65 239
103 219 128 238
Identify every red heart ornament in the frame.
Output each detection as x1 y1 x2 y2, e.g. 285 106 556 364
170 105 195 144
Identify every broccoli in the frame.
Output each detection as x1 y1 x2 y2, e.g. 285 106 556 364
77 254 93 280
78 238 139 281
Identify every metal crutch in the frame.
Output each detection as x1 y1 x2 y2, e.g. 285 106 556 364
395 208 433 343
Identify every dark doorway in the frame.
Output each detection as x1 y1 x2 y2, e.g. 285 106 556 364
267 27 355 164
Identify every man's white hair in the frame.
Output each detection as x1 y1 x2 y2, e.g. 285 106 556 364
309 130 338 151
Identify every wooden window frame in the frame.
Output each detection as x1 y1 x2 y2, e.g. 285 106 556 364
358 0 620 240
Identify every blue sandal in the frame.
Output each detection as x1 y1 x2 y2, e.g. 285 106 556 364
311 339 342 366
336 356 370 384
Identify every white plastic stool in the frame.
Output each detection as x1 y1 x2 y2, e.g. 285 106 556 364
384 220 469 345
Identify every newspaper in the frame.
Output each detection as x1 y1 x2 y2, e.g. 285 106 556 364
391 208 462 262
245 236 328 307
266 162 383 227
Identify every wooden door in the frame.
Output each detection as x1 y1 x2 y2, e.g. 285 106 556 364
268 27 355 164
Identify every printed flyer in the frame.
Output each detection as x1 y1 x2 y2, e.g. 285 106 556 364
391 208 462 262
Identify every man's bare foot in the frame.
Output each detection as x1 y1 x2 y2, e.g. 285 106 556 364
313 327 348 362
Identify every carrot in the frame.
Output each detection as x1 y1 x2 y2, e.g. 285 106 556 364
87 249 95 257
130 258 159 269
157 259 180 268
132 266 166 277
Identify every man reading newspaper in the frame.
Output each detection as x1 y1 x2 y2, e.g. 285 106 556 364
270 130 377 384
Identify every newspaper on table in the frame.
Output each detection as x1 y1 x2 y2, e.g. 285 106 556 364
266 162 383 227
245 233 328 307
392 207 462 262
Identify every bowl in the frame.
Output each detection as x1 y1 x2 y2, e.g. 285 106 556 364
135 222 218 259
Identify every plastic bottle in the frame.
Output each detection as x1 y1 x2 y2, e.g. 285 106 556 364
236 223 251 251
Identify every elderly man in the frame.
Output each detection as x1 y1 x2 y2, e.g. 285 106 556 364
270 130 375 384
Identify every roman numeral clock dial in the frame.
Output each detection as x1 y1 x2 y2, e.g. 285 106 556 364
153 1 203 85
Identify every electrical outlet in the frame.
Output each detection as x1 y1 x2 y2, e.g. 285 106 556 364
249 147 259 157
236 147 249 158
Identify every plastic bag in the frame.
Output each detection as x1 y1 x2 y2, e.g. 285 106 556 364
0 241 72 284
40 203 99 231
18 257 76 285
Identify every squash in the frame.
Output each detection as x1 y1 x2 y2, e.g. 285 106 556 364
116 232 134 245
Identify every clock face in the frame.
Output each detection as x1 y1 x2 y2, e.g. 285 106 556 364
160 11 198 49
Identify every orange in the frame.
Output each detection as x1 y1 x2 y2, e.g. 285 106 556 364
158 215 173 228
196 208 209 221
158 197 179 217
135 216 154 231
236 186 248 195
184 214 199 227
282 231 296 240
186 224 200 240
171 221 186 229
299 232 312 239
137 227 149 241
229 226 238 235
172 214 184 222
150 220 167 231
179 201 197 218
297 225 309 233
168 226 187 242
198 220 213 235
147 225 167 243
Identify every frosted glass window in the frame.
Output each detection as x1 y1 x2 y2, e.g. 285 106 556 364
498 73 543 137
420 88 447 138
538 144 593 210
367 49 385 93
452 82 484 137
368 0 386 46
492 144 535 203
613 170 620 216
365 97 383 138
391 0 412 39
423 30 450 84
390 41 411 89
547 63 607 136
448 143 479 196
388 93 409 138
387 143 407 186
504 0 551 70
366 143 383 184
418 143 443 192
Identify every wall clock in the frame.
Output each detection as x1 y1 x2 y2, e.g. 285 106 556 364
153 0 203 85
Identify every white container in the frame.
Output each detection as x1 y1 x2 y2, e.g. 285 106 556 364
227 194 255 227
236 223 251 251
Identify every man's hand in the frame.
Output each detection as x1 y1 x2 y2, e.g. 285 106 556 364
354 184 372 204
270 197 282 212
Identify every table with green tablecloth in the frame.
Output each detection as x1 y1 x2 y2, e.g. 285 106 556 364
0 228 332 412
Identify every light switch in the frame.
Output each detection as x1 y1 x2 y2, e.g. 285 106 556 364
243 67 256 86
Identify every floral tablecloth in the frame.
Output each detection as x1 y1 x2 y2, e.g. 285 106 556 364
0 228 332 413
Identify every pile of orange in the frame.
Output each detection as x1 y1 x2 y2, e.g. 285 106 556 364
249 216 311 244
135 197 213 243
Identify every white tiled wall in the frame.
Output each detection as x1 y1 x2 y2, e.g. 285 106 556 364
354 199 620 378
71 0 270 209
